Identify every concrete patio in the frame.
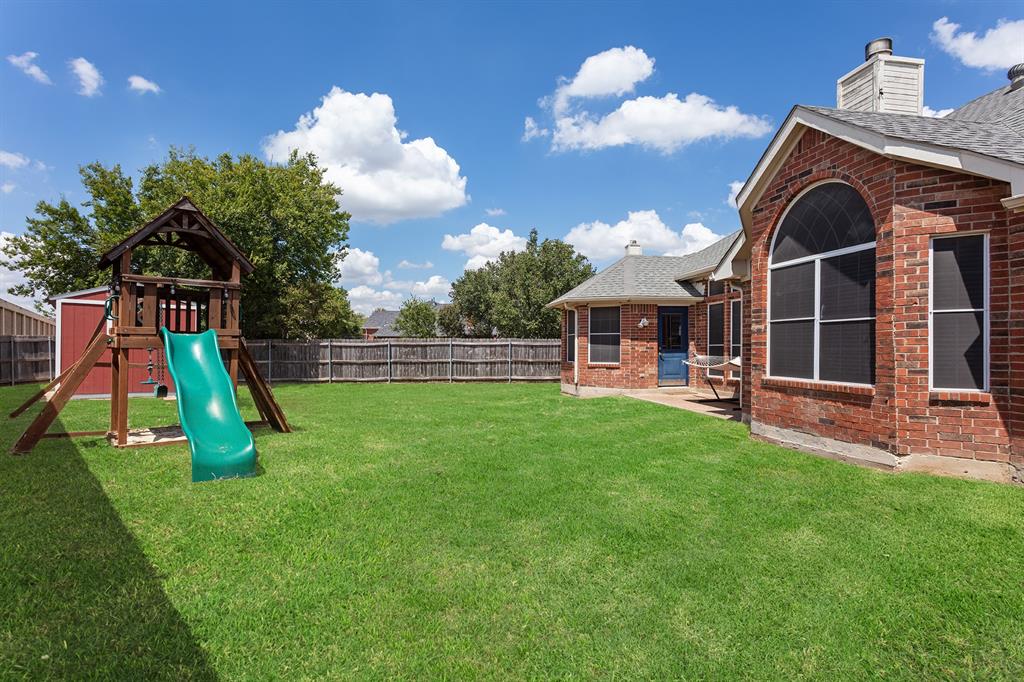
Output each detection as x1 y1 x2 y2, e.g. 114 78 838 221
622 387 742 421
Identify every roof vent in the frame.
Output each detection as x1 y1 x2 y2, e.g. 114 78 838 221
1009 63 1024 91
625 240 642 256
837 37 924 115
864 37 893 61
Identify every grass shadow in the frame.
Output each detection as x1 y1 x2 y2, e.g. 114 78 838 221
0 389 217 680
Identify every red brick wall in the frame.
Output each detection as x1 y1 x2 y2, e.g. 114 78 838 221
560 304 659 390
747 127 1021 465
689 287 743 389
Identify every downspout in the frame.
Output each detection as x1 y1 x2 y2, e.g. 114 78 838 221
571 304 579 387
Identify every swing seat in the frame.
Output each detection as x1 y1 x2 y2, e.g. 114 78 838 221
140 378 158 385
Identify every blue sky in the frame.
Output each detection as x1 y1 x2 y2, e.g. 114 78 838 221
1 1 1022 313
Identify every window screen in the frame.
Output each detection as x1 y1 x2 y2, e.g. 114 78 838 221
932 235 986 390
708 303 724 376
589 306 620 364
731 299 742 360
820 249 875 321
566 310 576 363
707 280 726 297
768 182 876 384
771 182 875 265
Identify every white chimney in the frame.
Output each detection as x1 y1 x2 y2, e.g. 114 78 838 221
836 37 924 115
625 240 642 256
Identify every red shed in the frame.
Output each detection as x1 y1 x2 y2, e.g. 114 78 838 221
51 286 193 397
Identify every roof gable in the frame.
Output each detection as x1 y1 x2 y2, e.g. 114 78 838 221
548 231 741 307
98 196 255 277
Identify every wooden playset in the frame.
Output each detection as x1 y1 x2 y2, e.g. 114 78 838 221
10 197 290 455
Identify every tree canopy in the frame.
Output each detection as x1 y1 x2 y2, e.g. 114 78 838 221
394 299 439 338
2 148 362 339
447 230 593 338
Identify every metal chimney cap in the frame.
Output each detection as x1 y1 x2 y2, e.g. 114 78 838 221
865 37 893 61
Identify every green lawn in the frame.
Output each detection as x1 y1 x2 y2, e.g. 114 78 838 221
2 382 1023 679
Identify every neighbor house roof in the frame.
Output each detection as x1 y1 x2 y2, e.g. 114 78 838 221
735 80 1024 239
547 231 741 307
362 309 401 337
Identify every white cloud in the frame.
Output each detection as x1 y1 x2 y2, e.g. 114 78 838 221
263 87 468 224
410 275 451 299
922 105 954 118
564 209 724 261
527 46 770 154
339 247 451 313
553 46 654 115
442 222 528 270
128 74 161 94
0 150 29 169
347 285 405 315
552 92 772 153
7 52 51 84
726 180 744 208
1 183 14 194
339 247 383 286
931 17 1024 71
68 57 103 96
484 207 506 217
0 232 37 309
398 259 434 269
522 116 549 141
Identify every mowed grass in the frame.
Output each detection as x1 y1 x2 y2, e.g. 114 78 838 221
2 382 1024 679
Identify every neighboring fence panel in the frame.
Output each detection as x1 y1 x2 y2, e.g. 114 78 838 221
246 338 560 383
0 336 55 385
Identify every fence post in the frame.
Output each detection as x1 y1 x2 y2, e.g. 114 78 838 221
387 340 392 383
508 339 512 383
48 336 54 381
327 339 333 383
267 340 273 384
449 338 453 383
10 337 15 386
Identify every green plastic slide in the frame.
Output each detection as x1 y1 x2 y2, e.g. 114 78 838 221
160 328 256 482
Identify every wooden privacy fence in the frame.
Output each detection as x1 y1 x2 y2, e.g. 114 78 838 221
0 336 55 385
244 338 561 383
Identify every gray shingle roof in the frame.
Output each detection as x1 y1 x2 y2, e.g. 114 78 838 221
362 309 400 337
801 82 1024 166
549 231 741 306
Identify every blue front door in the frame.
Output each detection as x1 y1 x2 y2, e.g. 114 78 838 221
658 307 688 385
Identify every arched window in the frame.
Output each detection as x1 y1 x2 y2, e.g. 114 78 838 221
768 182 876 385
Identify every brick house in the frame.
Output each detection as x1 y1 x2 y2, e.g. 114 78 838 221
552 39 1024 482
548 233 744 396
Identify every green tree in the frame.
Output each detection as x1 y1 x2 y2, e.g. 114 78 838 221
394 299 438 338
436 302 466 337
448 230 593 338
448 266 497 337
278 284 364 339
2 148 362 338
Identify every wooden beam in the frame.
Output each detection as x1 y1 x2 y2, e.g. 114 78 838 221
238 340 291 433
114 348 129 446
9 316 107 418
12 334 111 454
121 274 241 290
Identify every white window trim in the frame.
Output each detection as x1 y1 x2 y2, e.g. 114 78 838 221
707 301 725 377
766 179 877 387
587 305 621 365
928 232 990 392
